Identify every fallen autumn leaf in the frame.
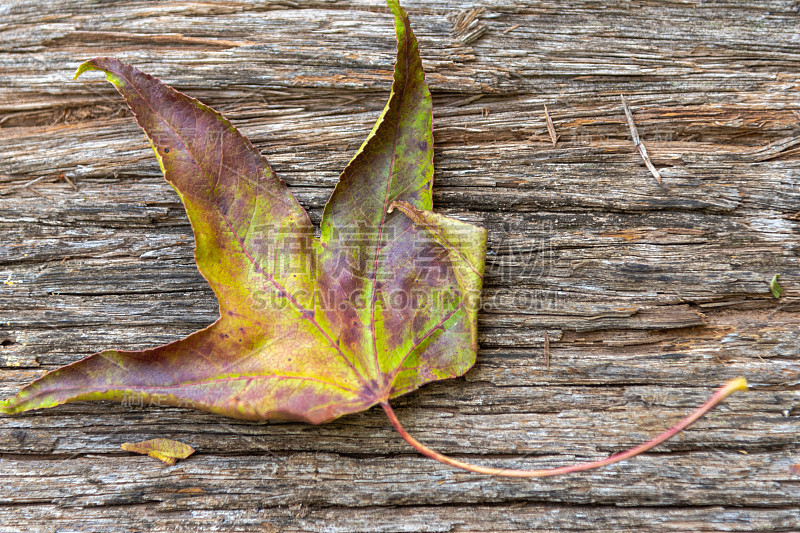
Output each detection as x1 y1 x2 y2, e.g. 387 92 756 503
0 0 747 478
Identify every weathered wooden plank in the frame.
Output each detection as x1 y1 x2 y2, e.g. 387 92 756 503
1 0 799 531
0 385 793 456
1 504 799 533
1 449 798 507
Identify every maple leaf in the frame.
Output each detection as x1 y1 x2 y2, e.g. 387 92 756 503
1 1 747 477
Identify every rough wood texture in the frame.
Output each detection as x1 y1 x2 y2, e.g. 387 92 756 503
1 1 799 531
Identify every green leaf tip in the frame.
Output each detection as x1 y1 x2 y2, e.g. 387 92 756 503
0 390 35 415
770 274 784 298
386 0 404 15
74 59 123 86
74 60 96 80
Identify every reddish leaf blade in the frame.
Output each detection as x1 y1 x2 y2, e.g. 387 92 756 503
317 1 486 402
0 60 372 423
316 0 433 381
73 57 315 313
0 328 369 423
381 202 486 399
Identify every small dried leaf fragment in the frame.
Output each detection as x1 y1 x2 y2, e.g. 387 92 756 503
770 274 784 298
121 438 195 466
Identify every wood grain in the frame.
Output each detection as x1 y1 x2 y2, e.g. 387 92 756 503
1 0 798 531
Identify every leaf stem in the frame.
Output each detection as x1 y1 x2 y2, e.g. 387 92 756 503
381 378 747 478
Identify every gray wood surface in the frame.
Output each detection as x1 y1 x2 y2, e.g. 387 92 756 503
1 1 799 531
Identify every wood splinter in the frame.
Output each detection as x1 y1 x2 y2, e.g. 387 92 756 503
621 94 662 185
544 104 559 147
0 175 47 195
59 172 78 191
544 330 550 370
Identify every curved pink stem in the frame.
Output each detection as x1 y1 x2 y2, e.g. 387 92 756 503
382 378 747 478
